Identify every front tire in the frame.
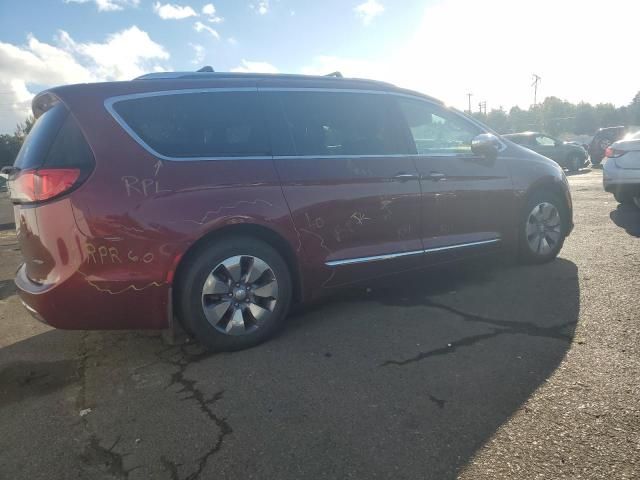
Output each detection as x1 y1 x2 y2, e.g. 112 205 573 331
519 191 567 264
176 236 292 351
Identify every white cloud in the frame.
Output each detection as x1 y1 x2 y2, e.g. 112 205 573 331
231 60 278 74
227 37 238 46
306 0 640 112
202 3 223 23
354 0 384 25
153 2 197 19
64 0 140 12
189 43 206 65
250 1 269 15
0 27 170 132
194 21 220 39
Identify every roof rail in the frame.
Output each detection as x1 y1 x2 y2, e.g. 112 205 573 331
325 71 343 78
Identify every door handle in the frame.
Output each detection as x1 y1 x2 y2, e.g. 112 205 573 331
392 173 419 182
426 172 446 181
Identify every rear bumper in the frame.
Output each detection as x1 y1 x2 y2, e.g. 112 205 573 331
15 263 170 330
603 159 640 192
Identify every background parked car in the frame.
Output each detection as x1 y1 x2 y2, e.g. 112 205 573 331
603 131 640 208
503 132 589 171
589 126 628 166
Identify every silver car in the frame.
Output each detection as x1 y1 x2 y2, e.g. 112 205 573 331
603 131 640 208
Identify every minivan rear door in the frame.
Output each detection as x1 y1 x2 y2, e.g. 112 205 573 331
393 96 514 260
261 88 423 288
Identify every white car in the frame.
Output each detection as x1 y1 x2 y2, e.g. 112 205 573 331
603 131 640 208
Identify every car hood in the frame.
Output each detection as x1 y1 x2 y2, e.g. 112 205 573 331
503 138 565 170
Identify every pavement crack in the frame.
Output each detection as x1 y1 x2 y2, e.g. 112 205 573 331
76 331 90 415
424 300 575 341
80 435 140 479
382 301 575 367
382 330 503 367
157 345 232 480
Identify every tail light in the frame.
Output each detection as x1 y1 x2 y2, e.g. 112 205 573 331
8 101 94 205
605 147 625 158
10 168 83 203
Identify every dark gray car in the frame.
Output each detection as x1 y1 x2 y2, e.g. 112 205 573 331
504 132 589 171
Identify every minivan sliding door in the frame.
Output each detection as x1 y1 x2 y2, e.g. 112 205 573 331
262 89 423 289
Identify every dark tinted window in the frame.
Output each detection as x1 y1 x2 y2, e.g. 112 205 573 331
272 91 403 156
44 113 95 168
397 97 481 155
113 91 269 158
14 103 68 169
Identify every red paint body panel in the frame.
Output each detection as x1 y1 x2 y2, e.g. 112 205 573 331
11 76 572 330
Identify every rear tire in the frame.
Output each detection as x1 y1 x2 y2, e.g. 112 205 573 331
176 236 292 351
518 191 567 264
567 153 581 172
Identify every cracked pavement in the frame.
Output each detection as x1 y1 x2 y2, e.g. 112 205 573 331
0 170 639 479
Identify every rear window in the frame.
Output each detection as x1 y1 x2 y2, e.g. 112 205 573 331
14 103 68 170
111 91 269 158
268 91 403 156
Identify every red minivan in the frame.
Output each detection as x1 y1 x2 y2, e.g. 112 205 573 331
5 71 573 350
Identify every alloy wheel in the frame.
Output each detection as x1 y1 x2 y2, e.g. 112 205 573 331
526 202 562 256
201 255 278 336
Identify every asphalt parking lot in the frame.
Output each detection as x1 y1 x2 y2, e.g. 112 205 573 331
0 169 638 479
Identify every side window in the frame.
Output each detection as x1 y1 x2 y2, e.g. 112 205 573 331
536 136 555 147
112 91 269 158
396 97 481 155
272 91 403 156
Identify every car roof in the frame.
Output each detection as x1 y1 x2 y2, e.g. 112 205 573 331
133 71 443 102
35 70 445 118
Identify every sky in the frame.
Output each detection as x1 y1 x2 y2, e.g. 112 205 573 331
0 0 638 133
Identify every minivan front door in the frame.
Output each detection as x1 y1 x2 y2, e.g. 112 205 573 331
394 96 515 261
262 89 423 289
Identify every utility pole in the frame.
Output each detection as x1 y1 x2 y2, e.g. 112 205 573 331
466 93 473 114
532 74 541 106
478 101 487 115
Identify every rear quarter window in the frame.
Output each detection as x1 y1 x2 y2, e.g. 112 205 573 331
111 91 269 158
14 103 68 170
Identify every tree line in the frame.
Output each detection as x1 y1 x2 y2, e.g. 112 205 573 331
0 116 34 169
474 91 640 137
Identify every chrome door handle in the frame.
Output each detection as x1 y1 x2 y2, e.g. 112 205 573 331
392 173 418 182
426 172 446 181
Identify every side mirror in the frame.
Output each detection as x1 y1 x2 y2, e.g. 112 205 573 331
471 133 501 159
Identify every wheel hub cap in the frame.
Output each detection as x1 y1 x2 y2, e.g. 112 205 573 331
233 287 248 301
201 255 279 336
526 202 562 256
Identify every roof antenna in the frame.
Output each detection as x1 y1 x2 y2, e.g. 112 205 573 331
325 71 343 78
197 66 215 72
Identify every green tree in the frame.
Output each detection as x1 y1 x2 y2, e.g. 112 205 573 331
485 108 509 133
574 102 597 135
14 115 35 142
0 134 22 169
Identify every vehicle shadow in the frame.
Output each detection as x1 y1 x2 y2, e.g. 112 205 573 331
609 204 640 237
0 257 580 479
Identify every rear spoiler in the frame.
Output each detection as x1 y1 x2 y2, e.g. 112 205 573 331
32 92 60 119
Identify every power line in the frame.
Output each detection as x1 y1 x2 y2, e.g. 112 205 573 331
532 74 542 106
